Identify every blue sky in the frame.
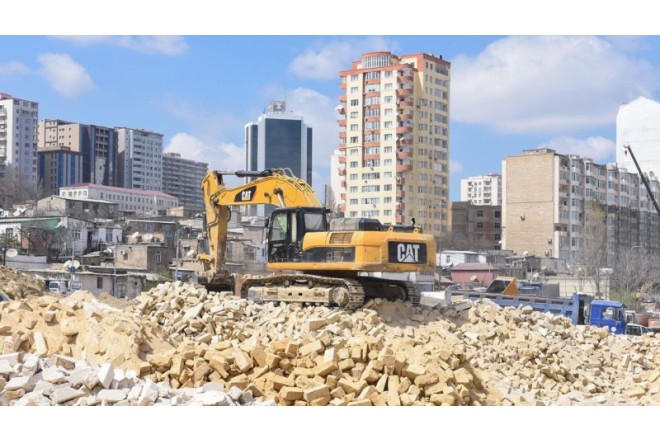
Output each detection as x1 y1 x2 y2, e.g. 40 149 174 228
3 5 660 202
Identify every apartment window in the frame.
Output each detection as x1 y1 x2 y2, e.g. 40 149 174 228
349 161 358 168
476 210 484 218
350 124 359 131
350 87 359 93
350 99 359 106
494 211 501 218
156 251 162 263
97 277 103 289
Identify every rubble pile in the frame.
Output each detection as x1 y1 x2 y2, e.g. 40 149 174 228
417 300 660 405
0 291 174 372
0 266 45 300
0 352 275 406
131 282 660 406
1 279 659 406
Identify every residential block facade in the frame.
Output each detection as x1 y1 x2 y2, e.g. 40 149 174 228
117 127 163 191
38 119 118 188
502 148 660 265
0 93 39 185
336 52 450 237
450 201 502 249
162 152 208 212
460 174 502 206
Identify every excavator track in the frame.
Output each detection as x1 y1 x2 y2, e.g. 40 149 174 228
240 274 366 310
240 273 419 310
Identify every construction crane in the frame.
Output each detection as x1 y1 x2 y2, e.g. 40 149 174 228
623 144 660 217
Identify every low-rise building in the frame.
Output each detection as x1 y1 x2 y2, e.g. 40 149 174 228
35 195 119 219
450 201 502 249
59 183 178 217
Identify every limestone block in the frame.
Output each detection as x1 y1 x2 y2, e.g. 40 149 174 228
299 340 324 357
98 389 128 404
303 384 330 403
52 387 87 404
98 363 114 389
5 375 34 392
271 374 295 390
402 364 426 380
33 332 48 356
314 360 338 377
280 386 304 401
347 398 372 406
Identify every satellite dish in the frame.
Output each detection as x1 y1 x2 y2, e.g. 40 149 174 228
63 259 80 269
5 248 18 258
522 251 529 257
131 231 141 239
73 260 80 269
469 274 478 282
63 260 72 269
143 233 154 242
186 249 196 257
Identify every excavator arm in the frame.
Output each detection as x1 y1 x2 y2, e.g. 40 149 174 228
198 168 321 291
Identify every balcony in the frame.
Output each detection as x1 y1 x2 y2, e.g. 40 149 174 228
398 100 413 108
338 156 346 164
364 91 380 98
338 119 346 127
339 82 347 90
339 95 347 103
397 112 413 121
396 148 412 159
396 163 412 173
365 78 380 85
397 74 414 82
396 215 405 224
338 167 346 176
396 125 412 135
396 87 413 97
339 131 346 139
396 189 405 198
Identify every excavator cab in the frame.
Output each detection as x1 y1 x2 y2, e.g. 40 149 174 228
267 207 329 263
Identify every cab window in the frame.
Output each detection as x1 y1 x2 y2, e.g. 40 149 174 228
270 212 288 241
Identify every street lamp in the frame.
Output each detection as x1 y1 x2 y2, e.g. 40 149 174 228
626 246 643 298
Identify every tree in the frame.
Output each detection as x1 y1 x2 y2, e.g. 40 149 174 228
609 246 660 310
579 202 608 297
0 165 44 207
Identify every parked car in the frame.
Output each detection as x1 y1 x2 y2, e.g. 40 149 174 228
625 323 653 337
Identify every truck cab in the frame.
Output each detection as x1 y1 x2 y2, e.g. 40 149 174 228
588 300 627 334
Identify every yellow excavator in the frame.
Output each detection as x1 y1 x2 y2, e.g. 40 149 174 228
198 168 436 309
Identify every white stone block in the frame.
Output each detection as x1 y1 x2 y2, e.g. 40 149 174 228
97 363 114 389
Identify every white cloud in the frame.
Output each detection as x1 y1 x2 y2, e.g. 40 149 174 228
534 136 616 162
0 60 31 76
164 132 245 172
452 36 660 134
53 36 188 56
450 160 464 174
37 53 94 97
288 37 395 80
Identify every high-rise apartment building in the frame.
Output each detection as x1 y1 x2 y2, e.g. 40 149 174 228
336 52 450 237
117 127 163 191
37 119 83 196
460 174 502 206
616 96 660 178
245 101 312 216
502 148 660 265
162 152 208 211
38 119 118 188
0 92 39 186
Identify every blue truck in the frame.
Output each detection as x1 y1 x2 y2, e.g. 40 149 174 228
445 277 627 334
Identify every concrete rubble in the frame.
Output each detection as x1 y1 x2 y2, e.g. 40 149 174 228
0 352 275 406
1 278 659 406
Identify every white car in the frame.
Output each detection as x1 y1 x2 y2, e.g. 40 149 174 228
625 323 652 337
